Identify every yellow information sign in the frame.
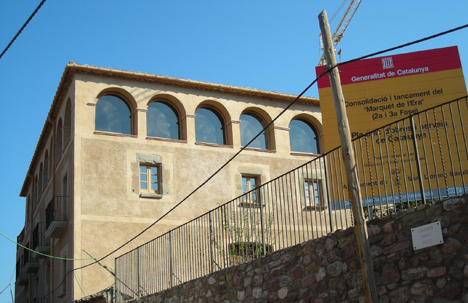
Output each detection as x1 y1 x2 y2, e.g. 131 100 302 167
316 46 468 207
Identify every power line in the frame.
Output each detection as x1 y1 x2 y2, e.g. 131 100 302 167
0 232 94 261
0 0 47 60
38 22 468 298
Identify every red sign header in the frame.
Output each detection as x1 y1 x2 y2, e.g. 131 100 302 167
316 46 462 89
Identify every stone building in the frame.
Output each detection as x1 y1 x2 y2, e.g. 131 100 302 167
15 62 322 302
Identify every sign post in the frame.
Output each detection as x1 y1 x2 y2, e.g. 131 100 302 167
318 10 378 303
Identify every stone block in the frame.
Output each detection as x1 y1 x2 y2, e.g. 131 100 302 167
401 210 427 227
426 266 447 278
368 224 381 237
381 263 400 284
338 234 355 248
440 283 462 300
402 267 427 280
381 234 396 246
328 277 347 291
443 197 464 211
442 238 462 254
410 282 434 296
325 238 337 251
327 261 343 277
426 204 442 219
338 245 355 261
449 223 464 236
371 244 382 258
382 240 411 255
292 266 304 280
389 287 409 302
383 221 398 233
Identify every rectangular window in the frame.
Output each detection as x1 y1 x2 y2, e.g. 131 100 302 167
140 165 161 194
304 180 324 210
241 175 260 207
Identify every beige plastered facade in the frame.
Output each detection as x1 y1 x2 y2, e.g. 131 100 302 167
16 62 323 302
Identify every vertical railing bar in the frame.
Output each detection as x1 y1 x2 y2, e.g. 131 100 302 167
277 177 285 250
259 184 265 256
403 119 417 204
338 149 350 226
137 247 140 298
293 168 303 243
356 138 370 218
425 110 441 199
323 154 334 233
277 173 287 248
271 179 281 252
332 150 343 228
443 103 463 196
433 108 449 198
315 159 325 237
364 135 377 218
309 161 318 238
285 172 294 247
417 112 433 201
289 171 297 245
410 115 426 204
335 150 345 227
169 233 173 288
298 164 309 239
381 128 394 217
399 120 412 206
330 150 343 229
443 104 457 196
393 124 411 205
370 131 383 216
369 132 386 218
379 128 392 216
389 125 400 210
209 212 214 273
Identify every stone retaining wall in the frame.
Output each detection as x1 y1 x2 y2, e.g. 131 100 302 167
132 195 468 302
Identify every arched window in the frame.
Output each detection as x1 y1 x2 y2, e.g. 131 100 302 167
147 101 179 139
33 175 38 208
95 95 132 134
55 119 63 162
39 163 44 193
48 142 53 175
44 150 49 181
240 113 267 149
64 100 71 143
289 119 319 154
195 108 225 145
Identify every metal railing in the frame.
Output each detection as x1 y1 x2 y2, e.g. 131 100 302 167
45 196 68 230
115 96 468 301
33 222 50 249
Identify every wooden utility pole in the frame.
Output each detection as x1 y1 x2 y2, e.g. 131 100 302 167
318 10 378 303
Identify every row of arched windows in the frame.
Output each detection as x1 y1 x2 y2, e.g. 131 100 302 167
95 94 320 154
30 100 71 213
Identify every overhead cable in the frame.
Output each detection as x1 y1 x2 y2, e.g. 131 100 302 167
0 0 47 60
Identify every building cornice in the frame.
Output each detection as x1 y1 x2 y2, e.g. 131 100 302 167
67 62 319 104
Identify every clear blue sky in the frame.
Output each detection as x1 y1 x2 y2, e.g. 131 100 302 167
0 1 467 301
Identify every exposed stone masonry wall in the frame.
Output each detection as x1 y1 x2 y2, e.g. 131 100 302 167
132 195 468 302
